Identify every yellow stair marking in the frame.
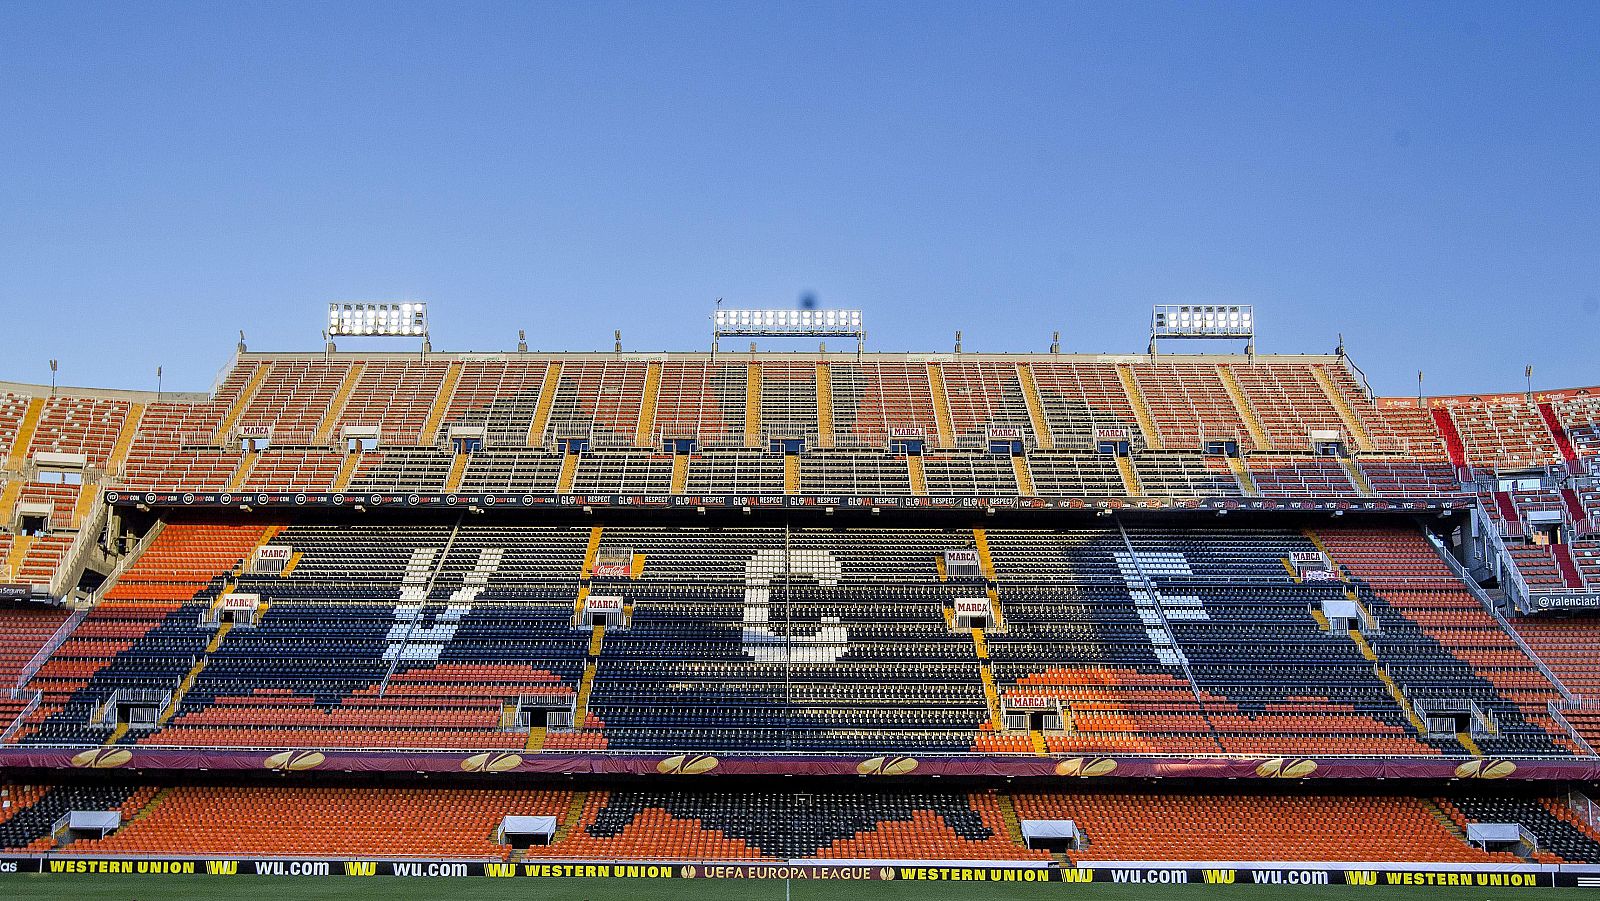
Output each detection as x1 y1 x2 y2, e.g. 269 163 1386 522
0 478 24 530
4 534 35 582
444 452 469 493
525 724 547 752
581 527 604 580
907 455 927 494
70 485 97 528
3 397 45 471
975 644 1004 729
941 604 954 627
1016 364 1053 450
1308 607 1330 630
995 794 1026 845
1347 626 1430 735
1115 455 1142 496
972 529 998 581
783 454 800 495
1339 456 1374 497
418 361 463 446
1226 455 1258 495
312 363 365 446
106 402 146 476
1456 732 1483 758
1010 455 1034 495
280 552 303 577
556 451 580 493
528 362 562 447
160 657 211 725
630 554 645 579
224 451 258 492
1216 365 1272 451
130 787 174 823
934 556 948 583
104 722 129 747
332 453 362 491
1312 365 1376 452
1028 729 1048 756
927 364 955 448
554 791 589 842
670 454 689 494
815 363 834 449
212 363 270 443
972 626 989 660
1115 364 1163 449
744 362 762 448
575 627 602 729
1281 558 1302 580
635 361 662 447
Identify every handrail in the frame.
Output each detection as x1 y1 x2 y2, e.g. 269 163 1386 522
49 486 109 599
378 512 465 696
1425 528 1579 711
15 607 88 691
0 689 42 744
1549 701 1597 757
1112 514 1220 748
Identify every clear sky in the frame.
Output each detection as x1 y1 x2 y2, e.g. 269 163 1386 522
2 1 1596 396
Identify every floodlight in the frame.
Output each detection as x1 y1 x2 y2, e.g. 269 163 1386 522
1150 304 1255 355
711 307 865 339
327 302 429 338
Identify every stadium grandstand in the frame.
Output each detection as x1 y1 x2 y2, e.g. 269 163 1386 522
2 326 1600 889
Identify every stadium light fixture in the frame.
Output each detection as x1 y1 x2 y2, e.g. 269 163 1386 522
712 307 866 357
1149 304 1254 356
327 302 429 339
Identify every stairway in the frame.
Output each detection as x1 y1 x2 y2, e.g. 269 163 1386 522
1561 489 1589 527
1115 364 1163 449
1553 544 1587 589
1339 457 1375 497
527 362 562 447
106 402 146 477
556 452 579 493
906 455 927 494
312 363 365 445
1226 456 1258 495
444 452 469 493
995 794 1026 845
4 534 34 582
670 454 689 494
927 364 955 448
1311 365 1376 452
1016 364 1053 450
1010 455 1034 495
1216 366 1272 450
212 364 269 444
524 724 547 752
744 362 763 448
331 453 362 492
1115 456 1142 496
815 363 834 449
3 397 45 472
783 455 800 495
1430 409 1467 467
553 792 589 843
1028 729 1048 756
419 361 463 446
635 361 662 447
1492 492 1522 534
224 451 258 492
1539 403 1579 462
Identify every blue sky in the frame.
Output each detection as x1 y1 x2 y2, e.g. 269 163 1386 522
2 1 1596 396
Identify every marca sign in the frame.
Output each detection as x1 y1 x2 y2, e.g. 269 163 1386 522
1093 427 1132 442
888 427 927 439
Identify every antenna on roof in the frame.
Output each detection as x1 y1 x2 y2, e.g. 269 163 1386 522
48 358 57 394
238 330 247 354
1051 331 1060 354
517 329 527 353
